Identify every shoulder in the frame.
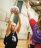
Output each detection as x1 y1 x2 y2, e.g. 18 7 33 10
29 19 37 26
13 32 17 35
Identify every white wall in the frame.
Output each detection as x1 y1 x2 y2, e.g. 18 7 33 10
18 1 39 39
18 2 31 39
0 0 17 38
0 0 17 12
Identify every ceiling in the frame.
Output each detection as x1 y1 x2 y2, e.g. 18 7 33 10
29 0 41 15
18 0 41 15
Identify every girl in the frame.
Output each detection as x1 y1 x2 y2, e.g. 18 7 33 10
4 6 21 48
25 1 41 48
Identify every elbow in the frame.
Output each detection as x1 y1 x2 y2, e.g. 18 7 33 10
17 24 21 33
19 21 21 27
20 23 21 27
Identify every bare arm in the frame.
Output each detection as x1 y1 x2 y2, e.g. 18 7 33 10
15 14 21 33
6 21 11 35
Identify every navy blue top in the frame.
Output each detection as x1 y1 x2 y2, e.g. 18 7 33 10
4 32 18 48
30 19 41 44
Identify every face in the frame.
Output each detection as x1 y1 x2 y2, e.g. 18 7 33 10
38 15 41 29
11 25 16 32
38 15 41 23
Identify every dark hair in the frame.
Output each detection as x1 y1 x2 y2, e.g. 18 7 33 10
38 15 41 19
24 0 28 2
38 15 41 30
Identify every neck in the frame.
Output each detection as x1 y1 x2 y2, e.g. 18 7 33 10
14 14 19 16
38 27 41 32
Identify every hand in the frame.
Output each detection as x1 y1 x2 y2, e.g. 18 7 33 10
10 8 19 14
25 1 31 8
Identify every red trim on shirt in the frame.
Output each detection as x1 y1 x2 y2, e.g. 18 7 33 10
29 19 37 28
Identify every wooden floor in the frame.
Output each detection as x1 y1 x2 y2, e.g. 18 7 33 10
0 39 29 48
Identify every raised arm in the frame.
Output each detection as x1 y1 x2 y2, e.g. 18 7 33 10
15 14 21 33
6 21 11 35
10 6 21 33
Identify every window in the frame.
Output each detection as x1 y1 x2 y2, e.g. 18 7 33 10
17 1 23 12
